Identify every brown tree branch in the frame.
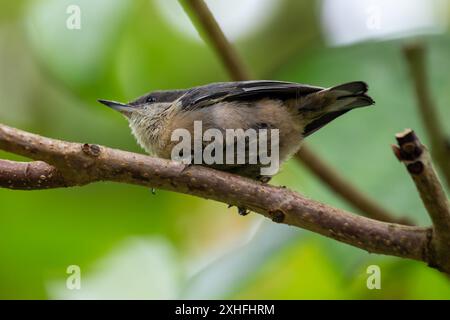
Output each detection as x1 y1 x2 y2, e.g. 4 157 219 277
180 0 402 223
403 43 450 188
393 129 450 272
0 123 435 268
0 159 69 189
181 0 253 81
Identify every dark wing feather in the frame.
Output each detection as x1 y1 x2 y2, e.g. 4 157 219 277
180 80 324 110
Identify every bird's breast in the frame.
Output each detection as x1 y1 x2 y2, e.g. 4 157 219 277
156 99 305 162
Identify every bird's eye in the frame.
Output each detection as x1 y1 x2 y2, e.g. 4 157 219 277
146 96 156 103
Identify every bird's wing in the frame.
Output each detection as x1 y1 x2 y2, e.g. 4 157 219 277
179 80 324 110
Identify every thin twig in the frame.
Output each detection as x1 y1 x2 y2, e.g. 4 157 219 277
0 123 433 267
180 0 402 223
180 0 253 81
393 129 450 272
403 43 450 188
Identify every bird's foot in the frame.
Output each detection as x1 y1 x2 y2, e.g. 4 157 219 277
237 206 249 216
257 176 272 184
227 204 250 216
181 162 195 173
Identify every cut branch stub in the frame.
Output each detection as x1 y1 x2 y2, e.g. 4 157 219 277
393 128 450 273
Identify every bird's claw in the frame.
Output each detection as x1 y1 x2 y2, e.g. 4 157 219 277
238 206 249 216
227 204 250 216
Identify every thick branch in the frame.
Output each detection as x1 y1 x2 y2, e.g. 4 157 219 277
0 123 432 266
403 43 450 188
393 129 450 271
0 160 69 189
181 0 400 223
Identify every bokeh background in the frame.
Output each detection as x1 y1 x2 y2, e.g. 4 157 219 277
1 0 450 299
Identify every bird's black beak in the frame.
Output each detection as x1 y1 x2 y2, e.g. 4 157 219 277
98 99 133 113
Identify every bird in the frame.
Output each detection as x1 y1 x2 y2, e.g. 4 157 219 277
99 80 374 184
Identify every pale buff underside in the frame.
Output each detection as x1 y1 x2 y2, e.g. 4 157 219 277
128 99 307 172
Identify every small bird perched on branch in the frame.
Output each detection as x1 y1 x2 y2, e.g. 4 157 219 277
99 80 374 184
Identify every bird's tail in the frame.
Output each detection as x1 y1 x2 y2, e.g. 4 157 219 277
302 81 374 137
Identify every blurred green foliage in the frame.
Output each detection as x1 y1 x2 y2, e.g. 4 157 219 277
0 0 449 299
